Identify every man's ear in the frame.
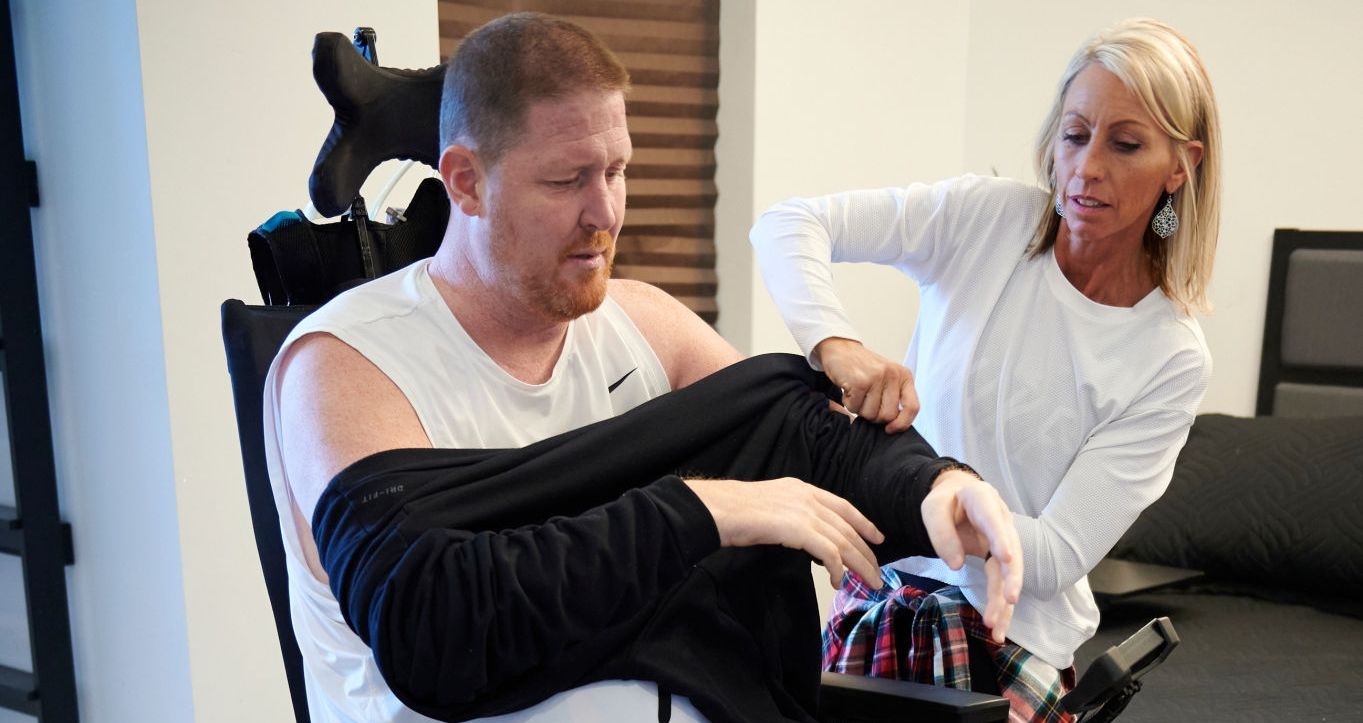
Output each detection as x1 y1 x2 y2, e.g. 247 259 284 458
439 144 485 217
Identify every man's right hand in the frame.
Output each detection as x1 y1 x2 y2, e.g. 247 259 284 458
814 338 920 433
683 477 885 589
922 469 1022 643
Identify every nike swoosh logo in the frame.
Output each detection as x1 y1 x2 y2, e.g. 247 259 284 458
607 367 638 393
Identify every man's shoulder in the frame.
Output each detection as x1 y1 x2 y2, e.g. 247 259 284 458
604 278 741 390
606 277 665 305
304 260 432 330
604 278 687 338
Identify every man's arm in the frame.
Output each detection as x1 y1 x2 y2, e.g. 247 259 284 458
608 278 742 389
275 331 432 582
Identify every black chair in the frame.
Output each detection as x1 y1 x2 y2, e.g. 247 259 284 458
222 300 316 723
1255 228 1363 417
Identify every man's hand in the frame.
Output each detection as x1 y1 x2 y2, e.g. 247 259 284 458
814 338 920 433
922 469 1022 643
684 477 885 589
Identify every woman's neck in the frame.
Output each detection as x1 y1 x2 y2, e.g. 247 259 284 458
1053 225 1156 307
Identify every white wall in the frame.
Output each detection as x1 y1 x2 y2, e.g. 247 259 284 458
717 0 972 361
13 0 438 720
12 1 190 721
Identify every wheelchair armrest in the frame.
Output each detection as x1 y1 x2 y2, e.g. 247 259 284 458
818 671 1011 723
1061 616 1179 716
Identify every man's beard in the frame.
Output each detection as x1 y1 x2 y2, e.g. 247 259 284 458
491 221 615 322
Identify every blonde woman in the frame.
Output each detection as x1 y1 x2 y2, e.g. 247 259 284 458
750 18 1220 723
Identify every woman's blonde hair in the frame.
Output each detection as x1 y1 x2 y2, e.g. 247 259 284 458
1031 18 1221 315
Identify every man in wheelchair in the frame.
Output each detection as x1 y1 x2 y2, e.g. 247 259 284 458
264 13 1021 723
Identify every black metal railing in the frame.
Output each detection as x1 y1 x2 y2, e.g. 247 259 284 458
0 0 81 718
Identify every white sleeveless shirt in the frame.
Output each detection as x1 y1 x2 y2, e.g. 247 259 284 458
262 259 704 722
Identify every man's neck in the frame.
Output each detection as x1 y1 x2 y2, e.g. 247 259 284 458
428 247 571 385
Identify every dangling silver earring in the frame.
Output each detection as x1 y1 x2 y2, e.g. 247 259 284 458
1054 192 1066 218
1151 193 1179 239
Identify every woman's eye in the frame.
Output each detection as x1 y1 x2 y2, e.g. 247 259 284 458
1062 132 1088 145
1115 141 1142 153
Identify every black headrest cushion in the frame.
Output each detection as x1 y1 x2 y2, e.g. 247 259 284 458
308 32 446 217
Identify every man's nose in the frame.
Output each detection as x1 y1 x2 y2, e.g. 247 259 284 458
580 176 619 232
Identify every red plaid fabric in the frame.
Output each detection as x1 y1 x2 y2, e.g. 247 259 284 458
824 566 1076 723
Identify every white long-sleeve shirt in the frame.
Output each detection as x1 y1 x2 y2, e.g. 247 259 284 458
750 174 1211 668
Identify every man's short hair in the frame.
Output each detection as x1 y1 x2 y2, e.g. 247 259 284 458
439 12 631 166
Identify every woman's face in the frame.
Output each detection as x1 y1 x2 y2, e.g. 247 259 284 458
1053 64 1189 249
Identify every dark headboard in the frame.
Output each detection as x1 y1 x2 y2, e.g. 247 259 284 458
1256 229 1363 417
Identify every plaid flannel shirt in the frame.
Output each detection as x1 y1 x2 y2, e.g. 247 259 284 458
823 566 1076 723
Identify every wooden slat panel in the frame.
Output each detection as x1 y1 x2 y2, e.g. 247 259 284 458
617 235 715 255
613 265 717 284
443 23 716 56
672 296 718 313
628 116 715 137
631 193 716 205
625 208 713 226
447 0 718 24
629 148 715 166
616 51 718 75
617 52 718 89
626 165 714 180
623 224 712 239
627 101 716 121
627 85 717 121
626 179 714 196
614 252 714 268
627 84 717 108
440 7 715 42
630 280 719 296
627 116 717 149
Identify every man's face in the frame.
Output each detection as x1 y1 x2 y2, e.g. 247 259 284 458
478 89 630 322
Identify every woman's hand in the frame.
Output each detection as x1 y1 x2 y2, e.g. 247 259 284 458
814 337 920 432
923 469 1022 643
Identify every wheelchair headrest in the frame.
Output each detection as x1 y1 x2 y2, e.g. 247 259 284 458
308 32 446 217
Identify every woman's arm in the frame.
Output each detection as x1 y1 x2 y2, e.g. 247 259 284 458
749 177 977 430
1012 351 1209 599
749 181 958 359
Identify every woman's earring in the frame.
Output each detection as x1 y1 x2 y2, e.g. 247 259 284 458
1054 192 1066 218
1151 193 1179 239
